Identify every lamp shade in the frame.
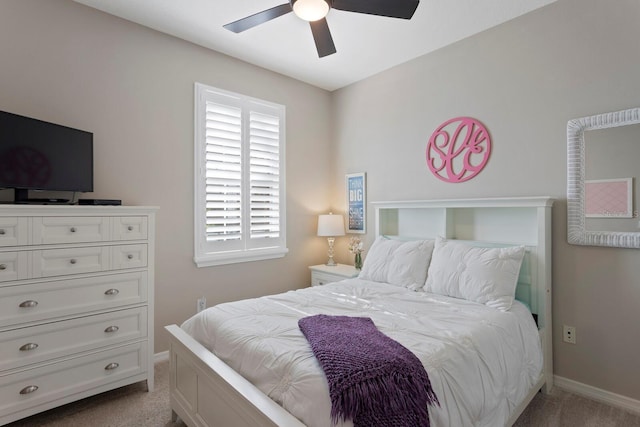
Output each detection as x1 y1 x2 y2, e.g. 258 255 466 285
317 214 345 237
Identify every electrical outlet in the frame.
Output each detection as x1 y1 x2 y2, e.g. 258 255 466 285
563 325 576 344
197 296 206 313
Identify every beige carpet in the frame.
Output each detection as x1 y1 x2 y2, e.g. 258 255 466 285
6 360 640 426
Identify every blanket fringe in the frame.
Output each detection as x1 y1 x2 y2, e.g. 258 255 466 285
299 315 438 427
330 369 438 424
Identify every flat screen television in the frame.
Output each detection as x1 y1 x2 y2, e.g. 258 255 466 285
0 111 93 203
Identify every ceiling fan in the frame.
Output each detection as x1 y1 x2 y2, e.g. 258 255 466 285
224 0 420 58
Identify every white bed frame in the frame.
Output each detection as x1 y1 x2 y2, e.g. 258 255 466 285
165 197 554 427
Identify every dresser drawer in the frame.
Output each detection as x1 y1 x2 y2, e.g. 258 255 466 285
112 217 148 241
0 272 148 328
0 251 28 283
112 244 147 270
32 217 109 245
0 217 28 247
32 246 109 278
0 342 147 419
0 307 147 372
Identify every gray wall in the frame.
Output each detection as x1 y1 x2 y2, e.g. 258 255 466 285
0 0 334 352
331 0 640 400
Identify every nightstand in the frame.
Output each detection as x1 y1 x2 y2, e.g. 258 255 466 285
309 264 359 287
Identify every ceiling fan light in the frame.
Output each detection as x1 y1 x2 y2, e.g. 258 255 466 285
292 0 329 22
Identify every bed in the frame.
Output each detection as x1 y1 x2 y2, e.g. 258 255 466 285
165 197 554 427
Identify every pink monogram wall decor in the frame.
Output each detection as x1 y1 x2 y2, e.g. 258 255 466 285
425 117 491 183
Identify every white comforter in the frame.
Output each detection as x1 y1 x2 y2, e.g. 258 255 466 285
181 278 542 427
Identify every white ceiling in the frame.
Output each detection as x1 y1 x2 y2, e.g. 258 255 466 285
73 0 556 91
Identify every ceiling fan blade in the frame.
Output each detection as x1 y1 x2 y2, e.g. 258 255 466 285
223 3 292 33
309 18 336 58
332 0 419 19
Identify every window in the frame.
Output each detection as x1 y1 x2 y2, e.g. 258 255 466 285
194 83 287 267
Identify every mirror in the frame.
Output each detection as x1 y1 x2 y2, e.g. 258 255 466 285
567 107 640 248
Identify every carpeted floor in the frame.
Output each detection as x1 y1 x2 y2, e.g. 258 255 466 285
6 360 640 426
514 388 640 427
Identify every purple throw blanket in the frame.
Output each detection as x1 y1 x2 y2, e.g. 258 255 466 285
298 314 438 427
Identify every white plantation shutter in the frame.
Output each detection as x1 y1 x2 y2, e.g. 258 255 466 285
249 111 280 242
194 83 287 267
205 102 242 245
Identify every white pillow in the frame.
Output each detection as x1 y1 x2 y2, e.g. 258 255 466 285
424 236 525 311
359 236 435 291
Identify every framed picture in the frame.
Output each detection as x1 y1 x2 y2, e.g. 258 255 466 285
346 172 366 234
585 178 633 218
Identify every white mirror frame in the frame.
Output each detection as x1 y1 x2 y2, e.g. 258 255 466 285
567 107 640 248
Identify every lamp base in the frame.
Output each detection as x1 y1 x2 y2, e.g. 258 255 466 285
325 237 337 266
325 257 337 266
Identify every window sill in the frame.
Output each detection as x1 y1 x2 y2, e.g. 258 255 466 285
194 247 288 268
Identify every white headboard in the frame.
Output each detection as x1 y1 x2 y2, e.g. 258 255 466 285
372 197 554 392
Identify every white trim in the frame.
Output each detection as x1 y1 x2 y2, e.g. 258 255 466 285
194 246 288 267
567 107 640 248
371 196 554 209
554 375 640 415
193 83 287 267
154 350 169 364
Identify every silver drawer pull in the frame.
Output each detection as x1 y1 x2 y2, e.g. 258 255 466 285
70 227 77 233
104 325 119 333
127 254 133 260
69 259 77 265
104 362 119 371
20 343 39 352
127 226 134 231
20 385 38 395
104 288 119 296
0 264 6 271
19 300 38 308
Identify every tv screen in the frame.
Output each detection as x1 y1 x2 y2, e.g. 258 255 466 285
0 111 93 200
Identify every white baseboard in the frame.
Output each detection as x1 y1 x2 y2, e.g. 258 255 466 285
154 350 169 364
554 375 640 415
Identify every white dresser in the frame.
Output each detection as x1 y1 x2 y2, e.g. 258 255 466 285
0 205 157 426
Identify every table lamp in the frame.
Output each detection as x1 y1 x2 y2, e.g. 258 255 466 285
317 213 345 266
